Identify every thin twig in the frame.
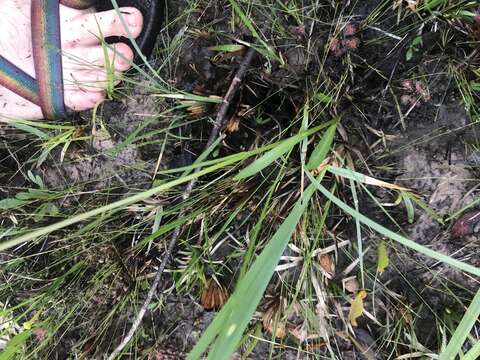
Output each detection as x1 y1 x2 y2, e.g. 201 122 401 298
107 45 257 360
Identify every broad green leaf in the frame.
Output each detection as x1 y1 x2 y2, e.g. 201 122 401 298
315 92 334 104
11 122 47 139
0 198 27 210
440 290 480 360
234 135 300 180
469 82 480 91
208 44 245 52
377 241 389 273
406 48 414 61
0 329 32 360
23 313 39 330
235 121 335 180
402 193 415 223
306 122 337 170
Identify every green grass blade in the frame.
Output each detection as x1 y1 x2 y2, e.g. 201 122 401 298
305 170 480 277
463 340 480 360
188 175 324 359
208 183 316 359
239 163 287 279
234 121 335 180
0 156 245 251
186 301 232 359
228 0 279 62
158 134 307 175
208 44 245 52
182 135 224 177
154 93 222 103
306 121 338 170
0 329 32 360
11 122 48 139
440 289 480 360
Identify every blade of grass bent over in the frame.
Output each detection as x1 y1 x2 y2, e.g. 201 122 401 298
306 170 480 277
0 128 329 251
306 121 337 170
235 119 337 180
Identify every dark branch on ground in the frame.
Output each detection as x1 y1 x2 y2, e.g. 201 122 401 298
107 44 258 360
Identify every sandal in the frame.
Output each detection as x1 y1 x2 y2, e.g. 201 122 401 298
0 0 164 120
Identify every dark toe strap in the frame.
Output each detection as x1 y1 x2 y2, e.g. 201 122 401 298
60 0 98 9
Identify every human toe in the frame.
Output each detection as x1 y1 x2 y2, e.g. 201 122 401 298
63 7 143 48
63 43 134 72
65 67 123 92
64 89 106 111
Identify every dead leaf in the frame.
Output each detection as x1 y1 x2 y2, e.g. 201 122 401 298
225 117 240 133
201 278 228 310
318 254 335 276
343 276 359 293
262 298 287 339
288 326 308 342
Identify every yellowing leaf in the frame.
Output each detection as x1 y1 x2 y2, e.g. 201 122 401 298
207 44 245 52
377 241 389 274
23 312 39 330
348 290 367 327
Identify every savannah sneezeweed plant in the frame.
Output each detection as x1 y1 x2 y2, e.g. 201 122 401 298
2 117 479 359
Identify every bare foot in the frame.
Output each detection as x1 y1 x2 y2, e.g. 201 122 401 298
0 0 143 119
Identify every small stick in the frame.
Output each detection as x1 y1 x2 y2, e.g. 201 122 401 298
107 45 257 360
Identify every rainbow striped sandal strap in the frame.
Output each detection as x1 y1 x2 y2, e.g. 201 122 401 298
0 1 96 120
0 1 163 120
31 0 102 119
31 0 69 119
0 56 40 107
